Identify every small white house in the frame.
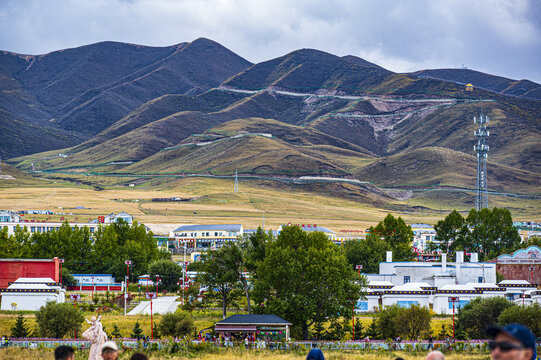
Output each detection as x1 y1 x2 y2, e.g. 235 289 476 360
497 280 537 301
381 282 431 308
471 283 506 298
356 288 383 313
433 284 481 315
0 277 65 311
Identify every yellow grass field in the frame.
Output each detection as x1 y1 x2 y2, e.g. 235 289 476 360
0 347 491 360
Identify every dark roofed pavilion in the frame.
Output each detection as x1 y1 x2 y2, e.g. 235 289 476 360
215 314 292 340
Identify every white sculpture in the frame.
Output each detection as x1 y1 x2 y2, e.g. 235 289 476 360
82 315 108 360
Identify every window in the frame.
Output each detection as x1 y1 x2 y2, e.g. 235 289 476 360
215 232 218 236
397 301 418 308
404 276 410 284
478 277 483 283
206 232 209 236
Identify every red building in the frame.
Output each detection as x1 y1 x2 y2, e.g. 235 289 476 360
0 258 59 288
490 246 541 284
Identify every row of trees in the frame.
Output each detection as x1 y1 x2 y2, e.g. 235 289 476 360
191 226 365 340
429 208 522 260
10 302 195 339
0 220 168 281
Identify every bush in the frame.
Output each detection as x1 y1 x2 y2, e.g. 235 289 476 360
377 304 431 340
158 312 195 338
456 297 514 339
498 303 541 337
11 314 30 338
35 302 84 338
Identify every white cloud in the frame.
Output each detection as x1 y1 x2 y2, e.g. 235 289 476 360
0 0 540 82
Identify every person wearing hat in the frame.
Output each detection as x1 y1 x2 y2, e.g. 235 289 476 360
486 324 537 360
101 341 119 360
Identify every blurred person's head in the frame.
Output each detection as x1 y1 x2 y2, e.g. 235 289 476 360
130 353 148 360
306 348 325 360
426 350 445 360
487 324 536 360
101 341 119 360
54 345 74 360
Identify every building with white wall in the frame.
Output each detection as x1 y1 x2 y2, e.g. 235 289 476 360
0 277 65 311
367 251 496 286
171 224 243 250
433 284 481 315
381 282 431 308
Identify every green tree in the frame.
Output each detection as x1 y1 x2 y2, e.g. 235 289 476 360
462 208 520 260
395 304 431 340
312 321 325 340
437 323 450 340
153 323 160 339
61 268 76 288
10 314 30 338
35 302 84 338
253 225 365 340
243 227 272 275
199 250 242 319
158 312 195 338
366 318 379 339
0 226 32 258
429 210 468 255
373 214 414 261
376 304 403 340
456 297 514 339
354 319 364 340
130 321 144 339
148 260 183 292
498 303 541 337
343 235 390 273
111 324 122 338
211 241 252 313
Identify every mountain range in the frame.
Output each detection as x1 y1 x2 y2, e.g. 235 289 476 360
1 38 540 199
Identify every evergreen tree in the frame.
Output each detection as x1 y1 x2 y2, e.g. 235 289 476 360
111 324 122 338
366 318 379 339
130 321 144 339
153 323 160 339
354 320 364 340
312 321 325 340
437 323 450 340
10 314 30 338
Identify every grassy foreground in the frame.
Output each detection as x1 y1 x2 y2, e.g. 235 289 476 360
0 347 491 360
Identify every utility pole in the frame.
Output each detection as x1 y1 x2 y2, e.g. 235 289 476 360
234 169 239 193
474 113 489 210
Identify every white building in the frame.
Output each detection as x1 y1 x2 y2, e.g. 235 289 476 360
277 224 337 241
103 211 133 224
411 223 437 251
381 282 431 308
367 251 496 286
0 277 65 311
497 280 537 302
433 284 481 315
0 210 20 222
171 224 244 250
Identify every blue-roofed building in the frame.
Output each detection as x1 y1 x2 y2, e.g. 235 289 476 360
170 224 243 250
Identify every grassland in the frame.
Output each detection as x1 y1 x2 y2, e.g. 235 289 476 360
0 347 491 360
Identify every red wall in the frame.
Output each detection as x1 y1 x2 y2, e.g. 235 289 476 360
0 258 59 288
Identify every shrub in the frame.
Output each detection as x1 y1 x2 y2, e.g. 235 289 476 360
456 297 514 339
10 314 30 338
35 302 84 338
158 312 195 338
498 302 541 337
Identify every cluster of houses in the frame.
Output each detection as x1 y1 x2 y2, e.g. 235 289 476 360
1 209 540 314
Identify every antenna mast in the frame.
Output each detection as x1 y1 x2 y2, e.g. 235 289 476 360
234 169 239 193
474 113 489 210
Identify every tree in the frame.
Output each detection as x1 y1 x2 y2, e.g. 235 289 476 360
253 225 365 340
211 241 252 313
243 227 272 275
35 302 84 338
199 251 242 319
395 304 431 340
366 318 379 339
354 319 364 340
148 260 183 292
373 214 414 261
498 303 541 337
462 208 520 260
456 297 514 339
130 321 144 339
158 312 195 338
11 314 30 338
111 324 122 338
376 304 403 340
430 210 468 255
343 235 390 273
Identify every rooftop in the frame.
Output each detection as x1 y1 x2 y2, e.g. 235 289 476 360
173 224 243 233
216 314 291 325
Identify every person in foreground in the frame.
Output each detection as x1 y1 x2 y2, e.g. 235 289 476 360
101 341 120 360
306 348 325 360
426 350 445 360
487 323 537 360
54 345 75 360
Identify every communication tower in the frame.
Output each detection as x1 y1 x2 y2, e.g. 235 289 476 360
234 169 239 193
474 113 489 210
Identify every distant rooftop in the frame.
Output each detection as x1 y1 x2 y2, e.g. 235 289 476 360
173 224 242 233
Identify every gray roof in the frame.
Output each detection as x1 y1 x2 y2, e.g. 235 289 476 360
216 314 291 325
300 225 335 234
173 224 242 232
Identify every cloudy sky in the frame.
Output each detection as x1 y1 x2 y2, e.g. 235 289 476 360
1 0 540 82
